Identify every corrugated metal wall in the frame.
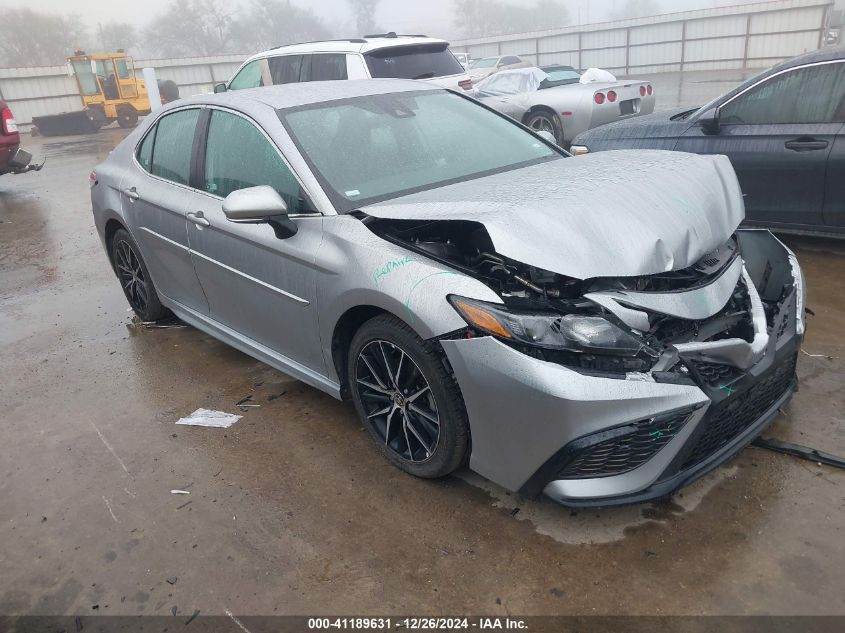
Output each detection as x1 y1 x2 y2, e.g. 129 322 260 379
0 54 247 128
452 0 832 76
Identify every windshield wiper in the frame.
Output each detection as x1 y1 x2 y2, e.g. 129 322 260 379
412 72 435 80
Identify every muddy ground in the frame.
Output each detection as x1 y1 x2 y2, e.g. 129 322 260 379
0 122 843 619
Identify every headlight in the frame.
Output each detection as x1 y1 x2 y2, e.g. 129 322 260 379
449 296 653 357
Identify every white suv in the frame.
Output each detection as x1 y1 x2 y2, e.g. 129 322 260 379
217 33 474 93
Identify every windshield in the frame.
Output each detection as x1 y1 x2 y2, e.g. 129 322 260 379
470 58 497 69
540 66 581 87
364 44 464 79
280 90 560 212
72 60 100 96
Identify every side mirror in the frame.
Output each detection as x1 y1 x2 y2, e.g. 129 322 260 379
222 186 297 239
213 82 228 94
536 130 556 145
700 108 721 135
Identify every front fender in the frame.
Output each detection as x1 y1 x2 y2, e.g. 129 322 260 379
316 216 502 384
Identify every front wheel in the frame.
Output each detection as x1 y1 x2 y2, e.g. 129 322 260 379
111 228 169 322
117 106 138 128
348 314 469 479
525 110 563 145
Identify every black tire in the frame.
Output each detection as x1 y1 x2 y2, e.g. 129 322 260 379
110 228 170 321
524 109 563 145
347 314 469 479
116 106 138 129
157 79 180 104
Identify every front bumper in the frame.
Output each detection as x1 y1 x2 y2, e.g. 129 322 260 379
441 230 804 507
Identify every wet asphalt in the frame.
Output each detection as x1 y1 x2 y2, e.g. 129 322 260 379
1 95 843 617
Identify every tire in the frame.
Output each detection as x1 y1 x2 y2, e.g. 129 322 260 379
116 106 138 129
525 109 563 145
110 228 170 321
157 79 180 104
347 314 469 479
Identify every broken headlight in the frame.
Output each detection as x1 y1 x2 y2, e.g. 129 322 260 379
449 296 654 357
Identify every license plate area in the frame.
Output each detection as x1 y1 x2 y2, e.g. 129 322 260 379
620 99 638 116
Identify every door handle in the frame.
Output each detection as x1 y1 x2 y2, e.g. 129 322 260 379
187 211 210 227
785 137 829 152
123 186 140 201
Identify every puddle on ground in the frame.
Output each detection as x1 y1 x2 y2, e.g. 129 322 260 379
458 465 738 545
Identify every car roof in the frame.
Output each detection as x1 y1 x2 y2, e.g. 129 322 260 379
177 78 442 112
770 46 845 72
243 35 452 62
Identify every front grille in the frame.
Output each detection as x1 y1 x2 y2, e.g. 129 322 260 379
557 411 692 479
681 354 797 470
688 359 743 387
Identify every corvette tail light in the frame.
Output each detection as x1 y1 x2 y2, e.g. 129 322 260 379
607 90 618 103
1 106 18 135
647 84 653 95
639 85 646 97
594 92 605 105
458 79 473 91
89 170 97 188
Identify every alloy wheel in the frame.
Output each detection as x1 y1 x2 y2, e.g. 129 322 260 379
354 339 441 463
528 114 555 136
114 239 148 313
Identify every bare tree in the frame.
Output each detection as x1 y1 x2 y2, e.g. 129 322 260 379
347 0 381 36
143 0 238 57
95 22 141 54
610 0 662 20
454 0 570 38
0 9 90 66
231 0 331 51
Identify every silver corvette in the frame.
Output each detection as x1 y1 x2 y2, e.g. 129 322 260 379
475 66 656 146
92 79 804 507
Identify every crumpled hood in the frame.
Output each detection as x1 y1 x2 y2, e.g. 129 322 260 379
362 150 744 280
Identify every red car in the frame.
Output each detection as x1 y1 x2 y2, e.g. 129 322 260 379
0 100 41 176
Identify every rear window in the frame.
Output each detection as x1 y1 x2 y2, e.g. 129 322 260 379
365 44 464 80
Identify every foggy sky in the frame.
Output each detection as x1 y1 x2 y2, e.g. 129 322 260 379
13 0 791 40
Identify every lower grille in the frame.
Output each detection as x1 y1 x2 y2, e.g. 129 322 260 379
557 411 692 479
688 359 743 387
681 354 797 470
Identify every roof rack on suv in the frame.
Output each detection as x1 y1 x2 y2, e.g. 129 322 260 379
271 38 367 49
363 32 428 39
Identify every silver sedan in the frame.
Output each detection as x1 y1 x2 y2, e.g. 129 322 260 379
92 79 804 507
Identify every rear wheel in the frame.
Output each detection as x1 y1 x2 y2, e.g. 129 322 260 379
525 109 563 145
111 228 169 321
348 314 469 479
117 106 138 128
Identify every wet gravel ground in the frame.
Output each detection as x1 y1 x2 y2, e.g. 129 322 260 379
0 108 843 618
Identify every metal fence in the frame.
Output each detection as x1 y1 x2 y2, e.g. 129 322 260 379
451 0 834 76
0 55 247 129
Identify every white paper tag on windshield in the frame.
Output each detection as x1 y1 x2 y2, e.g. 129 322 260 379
345 189 361 197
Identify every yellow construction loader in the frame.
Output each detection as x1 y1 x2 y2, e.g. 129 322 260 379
33 51 179 136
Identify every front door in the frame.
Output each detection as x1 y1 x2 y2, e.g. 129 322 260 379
677 60 845 229
187 108 326 374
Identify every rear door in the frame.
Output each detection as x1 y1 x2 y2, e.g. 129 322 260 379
123 108 209 315
677 60 845 228
187 108 326 373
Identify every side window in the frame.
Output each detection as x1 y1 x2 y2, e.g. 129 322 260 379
229 61 262 90
150 109 200 185
722 63 845 125
309 54 348 81
204 110 303 213
136 125 156 172
503 56 520 65
268 55 304 85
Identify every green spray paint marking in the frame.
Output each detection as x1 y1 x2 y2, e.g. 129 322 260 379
650 430 664 439
372 255 414 287
404 271 458 323
719 384 737 396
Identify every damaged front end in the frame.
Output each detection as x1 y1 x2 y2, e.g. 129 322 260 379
367 216 805 506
